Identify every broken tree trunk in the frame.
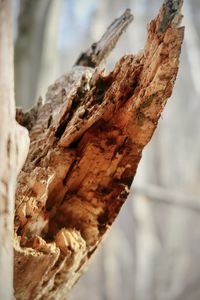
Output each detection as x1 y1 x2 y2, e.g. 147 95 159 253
14 1 184 299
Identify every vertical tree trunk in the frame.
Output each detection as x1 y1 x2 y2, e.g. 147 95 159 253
0 1 29 299
0 1 15 298
14 0 52 108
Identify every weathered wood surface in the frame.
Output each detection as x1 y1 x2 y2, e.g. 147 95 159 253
14 2 184 299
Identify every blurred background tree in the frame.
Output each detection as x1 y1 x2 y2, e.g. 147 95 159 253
12 0 200 299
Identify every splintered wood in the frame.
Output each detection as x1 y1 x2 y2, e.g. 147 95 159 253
14 2 184 300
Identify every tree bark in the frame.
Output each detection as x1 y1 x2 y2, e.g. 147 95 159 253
13 1 184 299
0 1 29 299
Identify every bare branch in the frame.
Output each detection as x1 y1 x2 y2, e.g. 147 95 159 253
133 184 200 213
75 9 134 67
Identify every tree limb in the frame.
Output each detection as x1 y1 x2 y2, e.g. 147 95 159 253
75 8 133 67
133 184 200 213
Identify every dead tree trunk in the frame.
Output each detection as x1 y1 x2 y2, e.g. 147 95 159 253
13 1 184 299
0 1 184 299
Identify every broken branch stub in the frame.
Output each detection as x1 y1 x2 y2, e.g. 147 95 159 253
75 8 134 67
14 2 184 300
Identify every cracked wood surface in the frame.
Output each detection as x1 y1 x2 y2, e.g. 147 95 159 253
14 2 184 299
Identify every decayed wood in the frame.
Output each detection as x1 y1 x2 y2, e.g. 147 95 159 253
0 1 29 299
14 1 184 299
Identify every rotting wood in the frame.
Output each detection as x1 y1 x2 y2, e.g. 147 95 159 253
14 1 184 299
